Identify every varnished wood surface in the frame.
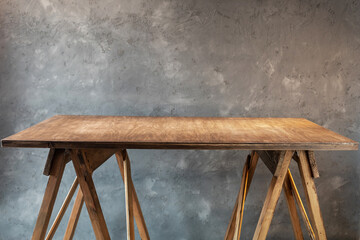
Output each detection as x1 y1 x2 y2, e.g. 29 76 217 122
2 115 358 150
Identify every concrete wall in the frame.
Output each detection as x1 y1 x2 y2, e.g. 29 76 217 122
0 0 359 239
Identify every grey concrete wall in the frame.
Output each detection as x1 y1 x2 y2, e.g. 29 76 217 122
0 0 359 239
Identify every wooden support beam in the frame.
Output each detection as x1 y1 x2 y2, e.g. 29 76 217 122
45 178 79 240
82 149 117 173
122 150 135 240
258 151 301 174
247 151 260 195
233 156 250 240
32 149 67 240
257 151 314 239
43 148 56 176
224 151 259 240
273 151 286 177
283 173 304 240
115 150 150 240
64 188 84 240
292 151 300 163
306 151 320 178
253 150 294 240
287 169 315 240
255 151 277 175
297 151 327 240
224 187 241 240
70 149 110 240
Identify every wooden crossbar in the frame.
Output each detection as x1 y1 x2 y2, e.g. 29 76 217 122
46 178 79 240
64 188 84 240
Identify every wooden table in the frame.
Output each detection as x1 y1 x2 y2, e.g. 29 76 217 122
2 115 358 240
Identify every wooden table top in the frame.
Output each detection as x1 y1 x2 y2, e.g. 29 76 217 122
1 115 358 150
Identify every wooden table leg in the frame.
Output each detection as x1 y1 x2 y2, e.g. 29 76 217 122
233 159 249 240
252 150 294 240
224 151 259 240
32 149 67 240
287 169 315 240
283 173 304 240
225 188 241 240
115 150 150 240
70 149 110 240
297 151 327 240
64 188 84 240
123 152 135 240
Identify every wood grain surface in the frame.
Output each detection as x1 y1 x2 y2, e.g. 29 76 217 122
1 115 358 150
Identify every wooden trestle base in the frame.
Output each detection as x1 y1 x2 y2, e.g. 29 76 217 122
225 150 326 240
31 149 326 240
31 149 149 240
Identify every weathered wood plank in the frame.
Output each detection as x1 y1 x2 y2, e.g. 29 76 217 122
2 116 357 150
3 141 358 150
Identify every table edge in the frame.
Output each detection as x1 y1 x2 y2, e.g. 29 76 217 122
1 139 358 150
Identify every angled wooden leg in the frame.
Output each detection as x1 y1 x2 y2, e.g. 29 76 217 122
283 173 304 240
252 150 294 240
233 158 249 240
224 188 241 240
116 150 135 240
224 151 259 240
287 169 315 240
64 188 84 240
246 151 259 194
46 178 79 240
70 149 110 240
32 149 67 240
297 151 327 240
124 153 135 240
115 150 150 240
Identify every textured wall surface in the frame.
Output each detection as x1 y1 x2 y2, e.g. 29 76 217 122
0 0 359 239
